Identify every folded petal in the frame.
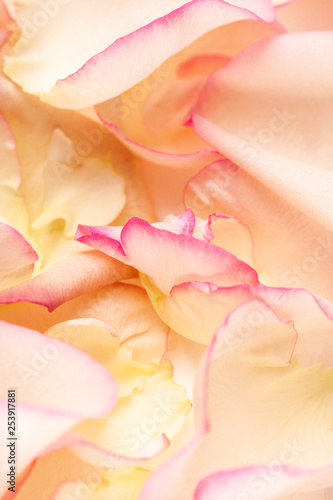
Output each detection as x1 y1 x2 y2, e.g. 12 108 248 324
53 467 150 500
0 220 38 290
0 73 153 230
0 251 135 311
14 447 151 500
96 17 282 164
0 320 117 494
140 300 333 499
185 159 333 301
0 113 28 233
31 129 125 237
193 32 333 232
4 0 274 108
76 213 259 296
194 466 333 500
276 0 333 31
145 278 333 346
73 362 191 460
45 319 154 398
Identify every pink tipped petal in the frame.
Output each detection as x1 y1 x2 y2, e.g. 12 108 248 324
194 466 331 500
76 214 259 296
96 19 282 171
51 466 150 500
193 32 333 233
0 221 38 290
0 320 117 494
0 251 135 311
96 120 221 169
0 113 28 233
185 159 333 301
142 299 333 500
148 278 333 349
11 448 110 500
4 0 274 108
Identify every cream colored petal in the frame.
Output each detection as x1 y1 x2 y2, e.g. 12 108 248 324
74 364 191 460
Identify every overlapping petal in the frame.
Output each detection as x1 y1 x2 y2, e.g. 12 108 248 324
276 0 333 31
40 318 190 465
140 298 333 499
193 32 333 233
4 0 274 108
185 159 333 301
96 16 282 163
75 211 259 296
0 251 134 311
0 221 38 290
0 320 117 494
0 75 152 310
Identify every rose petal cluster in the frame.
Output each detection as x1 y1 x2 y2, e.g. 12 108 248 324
0 1 333 499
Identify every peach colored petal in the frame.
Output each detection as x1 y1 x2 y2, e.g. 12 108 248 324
193 32 333 232
0 251 135 311
0 282 168 366
95 19 283 185
194 466 332 500
13 447 150 500
45 318 151 398
0 74 154 227
4 0 274 108
276 0 333 31
195 212 254 267
137 159 213 219
94 21 284 219
163 330 206 399
0 113 28 233
73 363 191 461
52 467 150 500
0 320 117 494
96 120 221 169
185 159 333 301
144 278 333 348
0 220 38 290
13 448 110 500
140 300 333 500
75 213 259 296
0 0 14 20
31 129 126 237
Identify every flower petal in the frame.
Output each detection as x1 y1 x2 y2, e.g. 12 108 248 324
194 466 332 500
185 159 333 301
0 251 135 311
0 113 28 233
140 301 333 499
73 363 191 460
0 320 117 494
193 32 333 232
0 220 38 290
31 129 125 237
145 278 333 347
4 0 274 108
276 0 333 31
76 214 259 296
53 467 150 500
